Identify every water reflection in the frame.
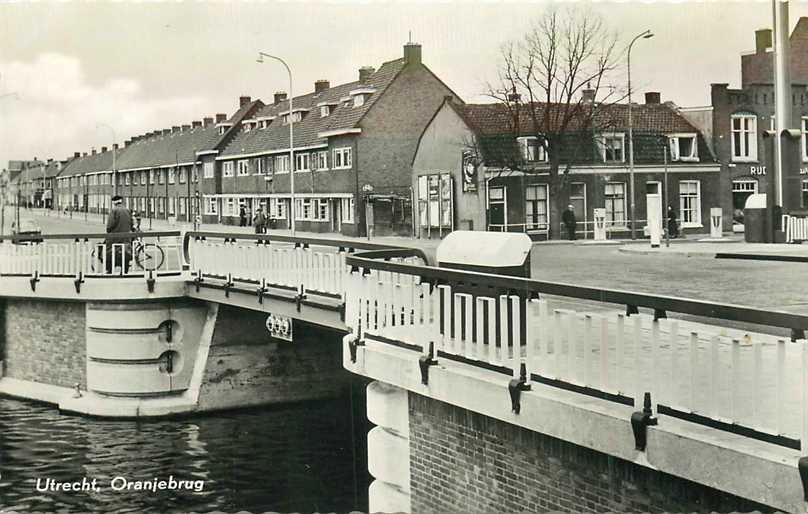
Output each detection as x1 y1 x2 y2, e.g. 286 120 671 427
0 392 367 513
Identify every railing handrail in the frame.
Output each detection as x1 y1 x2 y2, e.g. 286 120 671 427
0 230 181 243
183 231 430 269
346 251 808 334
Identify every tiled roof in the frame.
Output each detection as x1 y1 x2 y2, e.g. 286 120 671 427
219 58 406 158
59 151 114 177
457 101 701 136
114 126 220 171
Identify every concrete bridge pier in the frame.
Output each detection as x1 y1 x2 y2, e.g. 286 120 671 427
366 380 411 513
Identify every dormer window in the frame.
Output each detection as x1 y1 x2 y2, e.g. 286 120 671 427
517 136 548 163
353 95 365 107
292 112 302 123
320 105 331 118
244 122 252 133
216 122 233 136
219 126 226 135
668 133 699 162
349 87 375 108
282 114 289 125
598 133 625 163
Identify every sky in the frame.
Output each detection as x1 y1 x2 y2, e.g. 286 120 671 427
1 1 808 170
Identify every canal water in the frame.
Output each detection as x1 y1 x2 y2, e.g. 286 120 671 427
0 383 370 513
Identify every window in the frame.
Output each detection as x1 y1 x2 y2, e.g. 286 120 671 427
158 170 165 185
311 151 328 171
604 182 626 226
341 197 355 223
243 122 252 133
179 167 186 184
525 184 548 230
270 198 286 219
282 114 289 125
149 170 156 184
320 105 331 118
292 112 302 123
223 161 235 177
294 198 329 221
275 155 290 174
203 161 214 179
206 197 218 215
600 133 625 163
353 94 365 107
168 168 176 184
255 158 266 175
192 166 199 183
679 180 701 226
333 147 352 169
517 136 547 163
802 180 808 209
318 199 329 220
802 118 808 162
179 198 186 215
669 134 698 162
125 173 130 186
140 171 146 185
731 114 757 161
295 153 310 172
237 160 250 176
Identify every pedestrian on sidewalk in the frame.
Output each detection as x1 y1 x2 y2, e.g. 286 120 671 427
667 205 679 239
239 204 247 227
253 206 266 234
562 204 577 241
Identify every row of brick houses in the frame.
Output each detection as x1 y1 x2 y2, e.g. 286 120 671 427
7 25 806 239
11 43 457 237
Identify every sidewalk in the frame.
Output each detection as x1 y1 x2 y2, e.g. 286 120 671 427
11 207 442 257
618 238 808 260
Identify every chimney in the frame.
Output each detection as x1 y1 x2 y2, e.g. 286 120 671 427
203 117 214 126
581 88 596 104
182 124 190 132
315 80 330 93
215 113 227 123
192 120 202 128
74 152 81 159
112 144 119 151
172 126 180 133
91 148 97 155
359 67 375 83
101 146 108 153
274 91 287 105
756 28 773 53
404 42 422 65
162 129 171 136
82 152 88 157
645 92 661 104
239 95 251 107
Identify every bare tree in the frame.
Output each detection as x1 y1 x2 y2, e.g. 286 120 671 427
485 6 623 237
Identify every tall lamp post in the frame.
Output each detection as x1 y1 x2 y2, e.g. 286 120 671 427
627 29 654 240
257 51 296 236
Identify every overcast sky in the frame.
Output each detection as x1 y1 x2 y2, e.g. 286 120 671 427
2 1 807 170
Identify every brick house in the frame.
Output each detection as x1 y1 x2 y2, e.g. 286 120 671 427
207 43 460 236
54 97 261 223
683 19 808 231
412 93 720 240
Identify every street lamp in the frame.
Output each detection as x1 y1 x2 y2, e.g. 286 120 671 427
257 51 296 236
627 29 654 240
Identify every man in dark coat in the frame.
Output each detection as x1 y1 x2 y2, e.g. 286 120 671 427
562 204 577 241
253 207 266 234
667 205 679 239
105 195 134 273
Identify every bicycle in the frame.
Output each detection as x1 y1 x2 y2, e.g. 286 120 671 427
90 230 165 273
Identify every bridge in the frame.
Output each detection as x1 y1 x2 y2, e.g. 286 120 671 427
1 230 808 512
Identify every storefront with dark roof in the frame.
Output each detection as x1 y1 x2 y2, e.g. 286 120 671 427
412 94 720 240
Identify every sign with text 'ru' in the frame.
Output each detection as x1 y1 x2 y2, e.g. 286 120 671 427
265 314 293 342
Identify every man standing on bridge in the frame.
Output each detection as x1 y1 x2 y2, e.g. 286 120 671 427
104 195 134 274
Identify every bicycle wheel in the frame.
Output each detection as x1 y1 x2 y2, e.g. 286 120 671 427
134 243 165 271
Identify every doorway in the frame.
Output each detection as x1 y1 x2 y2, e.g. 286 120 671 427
488 186 507 231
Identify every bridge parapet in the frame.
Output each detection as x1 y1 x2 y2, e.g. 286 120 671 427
182 231 428 301
343 247 808 508
0 231 184 283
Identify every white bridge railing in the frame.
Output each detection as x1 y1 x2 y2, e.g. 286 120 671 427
783 214 808 243
0 231 183 277
183 232 428 298
344 257 808 450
